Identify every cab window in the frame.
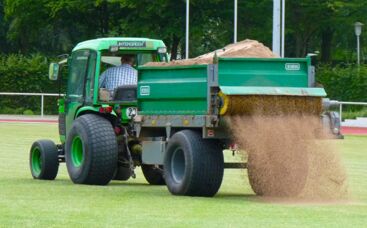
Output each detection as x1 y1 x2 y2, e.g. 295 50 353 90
67 50 90 100
99 52 159 70
85 52 97 102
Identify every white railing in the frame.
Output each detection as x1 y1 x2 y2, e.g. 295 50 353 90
0 92 366 120
0 92 64 117
339 101 367 122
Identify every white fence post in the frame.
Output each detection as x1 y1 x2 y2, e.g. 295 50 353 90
41 95 44 117
339 103 343 123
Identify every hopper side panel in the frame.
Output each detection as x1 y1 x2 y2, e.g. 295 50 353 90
218 58 310 87
138 66 208 115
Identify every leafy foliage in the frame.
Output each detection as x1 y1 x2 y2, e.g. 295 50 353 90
0 54 50 92
317 64 367 102
0 54 62 114
1 0 367 62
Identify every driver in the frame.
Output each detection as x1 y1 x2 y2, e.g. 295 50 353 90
99 54 138 93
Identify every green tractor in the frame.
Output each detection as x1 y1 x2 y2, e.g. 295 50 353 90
30 37 341 197
30 38 169 186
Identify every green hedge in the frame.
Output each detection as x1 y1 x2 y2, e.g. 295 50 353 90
342 107 367 120
0 54 63 115
316 64 367 102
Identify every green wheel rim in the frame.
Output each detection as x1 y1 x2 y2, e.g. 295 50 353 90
71 136 84 167
31 147 42 176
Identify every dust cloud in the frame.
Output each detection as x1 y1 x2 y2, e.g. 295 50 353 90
228 115 348 201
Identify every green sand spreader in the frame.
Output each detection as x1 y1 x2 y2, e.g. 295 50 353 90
29 37 341 197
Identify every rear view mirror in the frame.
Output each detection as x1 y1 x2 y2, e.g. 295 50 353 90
49 62 60 80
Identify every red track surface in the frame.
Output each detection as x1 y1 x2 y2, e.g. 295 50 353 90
341 126 367 135
0 119 57 124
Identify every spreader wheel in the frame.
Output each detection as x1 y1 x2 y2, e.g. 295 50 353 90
141 164 165 185
164 130 224 197
29 140 59 180
65 114 118 185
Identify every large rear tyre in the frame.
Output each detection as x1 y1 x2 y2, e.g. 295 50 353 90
163 130 224 197
65 114 118 185
29 140 59 180
141 164 165 185
247 148 309 197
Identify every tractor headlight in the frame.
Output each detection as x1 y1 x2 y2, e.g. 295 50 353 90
109 45 119 52
158 47 167 54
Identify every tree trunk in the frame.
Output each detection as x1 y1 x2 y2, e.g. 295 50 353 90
170 35 180 60
99 1 109 35
295 35 303 57
320 28 334 63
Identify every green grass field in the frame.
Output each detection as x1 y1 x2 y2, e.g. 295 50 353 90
0 123 366 227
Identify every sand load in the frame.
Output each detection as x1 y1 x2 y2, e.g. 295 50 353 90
145 39 277 66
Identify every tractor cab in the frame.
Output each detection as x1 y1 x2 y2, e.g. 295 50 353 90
98 45 168 102
48 38 168 143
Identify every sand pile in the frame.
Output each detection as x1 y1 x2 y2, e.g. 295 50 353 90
145 39 277 67
228 114 348 201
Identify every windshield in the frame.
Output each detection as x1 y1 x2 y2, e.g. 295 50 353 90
100 53 158 68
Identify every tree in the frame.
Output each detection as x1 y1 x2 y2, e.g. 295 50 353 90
0 0 9 53
286 0 367 62
3 0 124 54
2 0 367 63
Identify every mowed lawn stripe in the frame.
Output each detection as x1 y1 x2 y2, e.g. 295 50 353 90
0 123 366 227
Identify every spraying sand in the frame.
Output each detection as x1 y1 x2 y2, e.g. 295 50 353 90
228 115 348 201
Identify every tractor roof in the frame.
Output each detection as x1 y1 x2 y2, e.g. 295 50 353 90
72 37 166 52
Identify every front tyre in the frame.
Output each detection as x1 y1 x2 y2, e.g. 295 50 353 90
65 114 118 185
29 140 59 180
163 130 224 197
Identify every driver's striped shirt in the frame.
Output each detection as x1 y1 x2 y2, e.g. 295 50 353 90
99 64 137 92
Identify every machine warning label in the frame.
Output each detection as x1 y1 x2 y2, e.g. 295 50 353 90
126 107 137 119
140 86 150 96
285 63 301 71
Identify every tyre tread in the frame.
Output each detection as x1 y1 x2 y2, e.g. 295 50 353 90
66 114 118 185
30 139 59 180
164 130 224 197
